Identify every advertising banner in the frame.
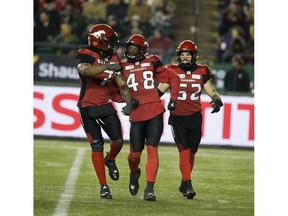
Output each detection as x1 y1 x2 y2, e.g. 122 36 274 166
34 86 254 147
34 55 79 84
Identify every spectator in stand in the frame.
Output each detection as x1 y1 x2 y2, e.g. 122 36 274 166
216 25 246 63
126 0 150 25
243 24 254 64
222 36 246 63
122 15 145 41
106 0 128 25
59 1 85 39
38 0 83 12
43 0 61 32
34 9 59 42
149 0 176 37
53 23 79 57
218 0 247 37
224 55 250 92
79 23 95 45
148 28 172 64
82 0 107 23
107 15 129 42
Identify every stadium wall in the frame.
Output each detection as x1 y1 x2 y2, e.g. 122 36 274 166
34 85 254 148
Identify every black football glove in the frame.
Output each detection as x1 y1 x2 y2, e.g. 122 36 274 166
210 98 223 113
168 99 176 111
121 103 133 116
131 98 139 109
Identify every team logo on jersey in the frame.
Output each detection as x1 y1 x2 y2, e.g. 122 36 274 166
192 74 200 79
141 63 150 67
187 71 191 75
125 65 134 70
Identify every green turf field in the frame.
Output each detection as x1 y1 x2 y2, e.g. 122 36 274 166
34 139 254 216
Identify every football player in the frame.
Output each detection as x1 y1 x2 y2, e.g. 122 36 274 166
75 24 132 199
121 34 180 201
159 40 223 199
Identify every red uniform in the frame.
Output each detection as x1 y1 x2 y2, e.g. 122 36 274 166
166 63 211 116
76 47 121 108
122 54 180 122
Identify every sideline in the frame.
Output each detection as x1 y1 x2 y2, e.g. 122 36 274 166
53 147 86 216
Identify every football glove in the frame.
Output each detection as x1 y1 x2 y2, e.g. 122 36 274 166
210 98 223 113
168 99 176 111
121 103 133 116
131 98 139 109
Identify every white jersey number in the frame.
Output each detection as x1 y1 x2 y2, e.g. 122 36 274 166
178 83 201 101
126 71 154 91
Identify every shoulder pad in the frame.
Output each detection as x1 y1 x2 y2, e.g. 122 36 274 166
146 54 161 62
76 47 99 59
166 63 178 69
197 64 211 75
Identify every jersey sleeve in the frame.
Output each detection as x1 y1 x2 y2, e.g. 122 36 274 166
202 65 212 84
155 66 180 100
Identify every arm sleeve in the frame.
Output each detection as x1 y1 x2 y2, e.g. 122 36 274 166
203 64 212 84
203 74 211 84
75 54 95 66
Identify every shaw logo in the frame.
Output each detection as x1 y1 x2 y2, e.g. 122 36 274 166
37 62 79 79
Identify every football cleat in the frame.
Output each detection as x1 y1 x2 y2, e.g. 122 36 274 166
181 180 196 199
179 180 186 195
105 152 119 181
129 168 141 195
100 184 112 199
143 188 156 201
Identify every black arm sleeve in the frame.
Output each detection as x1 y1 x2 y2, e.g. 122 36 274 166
152 61 164 72
75 54 95 66
203 74 211 84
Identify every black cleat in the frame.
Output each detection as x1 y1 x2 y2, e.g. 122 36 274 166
144 188 156 201
179 180 185 195
181 180 196 199
100 184 112 199
105 152 119 181
129 168 141 195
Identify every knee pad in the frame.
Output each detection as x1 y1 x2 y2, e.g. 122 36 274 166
90 138 104 152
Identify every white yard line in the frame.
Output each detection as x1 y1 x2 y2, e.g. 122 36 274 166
53 147 86 216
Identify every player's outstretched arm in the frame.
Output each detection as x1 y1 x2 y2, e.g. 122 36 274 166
77 63 121 77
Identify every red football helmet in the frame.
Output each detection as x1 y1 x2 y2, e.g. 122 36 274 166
88 24 119 52
176 40 198 64
125 34 148 61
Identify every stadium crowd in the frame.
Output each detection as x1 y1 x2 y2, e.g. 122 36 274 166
216 0 254 64
34 0 176 63
34 0 254 65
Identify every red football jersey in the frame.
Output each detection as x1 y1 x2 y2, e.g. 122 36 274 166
122 54 179 122
166 63 211 116
76 48 121 108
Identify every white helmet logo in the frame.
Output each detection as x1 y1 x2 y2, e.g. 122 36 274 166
91 30 106 39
